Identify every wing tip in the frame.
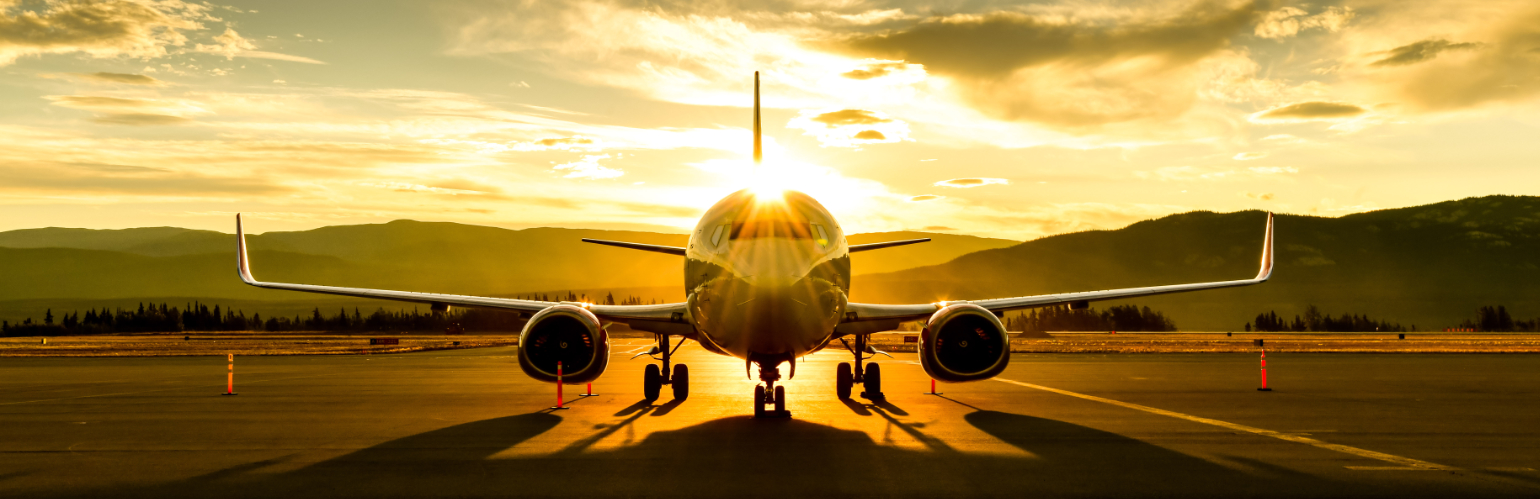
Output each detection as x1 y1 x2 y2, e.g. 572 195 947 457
236 213 256 284
1257 212 1275 281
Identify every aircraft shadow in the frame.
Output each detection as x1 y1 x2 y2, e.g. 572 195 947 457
64 410 1486 498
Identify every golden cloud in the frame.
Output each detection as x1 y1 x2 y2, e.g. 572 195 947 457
907 194 943 202
75 72 162 85
91 113 192 126
1370 39 1482 67
838 1 1264 127
1251 101 1366 122
0 0 210 66
934 178 1007 188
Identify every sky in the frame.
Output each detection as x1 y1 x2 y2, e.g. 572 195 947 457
1 0 1537 240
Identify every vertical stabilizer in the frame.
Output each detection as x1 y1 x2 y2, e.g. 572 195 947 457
753 71 762 164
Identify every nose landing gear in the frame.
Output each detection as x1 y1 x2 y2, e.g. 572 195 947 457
753 359 791 418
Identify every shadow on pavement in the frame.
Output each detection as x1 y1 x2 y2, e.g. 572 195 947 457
71 410 1481 498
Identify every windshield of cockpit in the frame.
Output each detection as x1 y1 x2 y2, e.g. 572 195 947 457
711 203 832 248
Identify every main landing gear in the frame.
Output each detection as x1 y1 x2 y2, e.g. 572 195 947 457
640 334 688 401
753 359 790 418
836 334 885 401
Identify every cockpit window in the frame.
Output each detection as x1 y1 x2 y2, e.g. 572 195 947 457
710 224 727 246
812 224 830 247
729 220 815 240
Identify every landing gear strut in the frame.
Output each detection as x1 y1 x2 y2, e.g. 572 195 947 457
836 334 884 401
642 334 689 401
753 360 790 418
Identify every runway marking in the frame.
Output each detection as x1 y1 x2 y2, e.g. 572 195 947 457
989 376 1459 471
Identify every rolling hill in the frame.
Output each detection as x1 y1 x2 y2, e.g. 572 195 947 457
0 221 1016 322
851 195 1540 330
5 195 1536 330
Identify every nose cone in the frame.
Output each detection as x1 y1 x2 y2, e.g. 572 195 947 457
729 239 819 287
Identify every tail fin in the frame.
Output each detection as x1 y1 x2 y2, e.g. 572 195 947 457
753 71 762 164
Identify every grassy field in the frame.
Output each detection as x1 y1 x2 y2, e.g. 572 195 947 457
6 331 1540 356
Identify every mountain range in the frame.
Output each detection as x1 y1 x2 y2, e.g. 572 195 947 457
3 195 1536 330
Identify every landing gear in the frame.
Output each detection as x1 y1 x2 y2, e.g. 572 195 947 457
641 334 688 401
674 365 690 399
836 362 853 399
753 359 791 418
838 334 884 401
861 362 882 400
644 364 662 401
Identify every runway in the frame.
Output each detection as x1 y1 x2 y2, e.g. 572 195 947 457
3 343 1539 497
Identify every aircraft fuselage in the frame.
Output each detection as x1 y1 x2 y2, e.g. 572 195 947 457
685 188 850 363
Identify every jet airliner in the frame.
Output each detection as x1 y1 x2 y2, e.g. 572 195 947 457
236 72 1274 417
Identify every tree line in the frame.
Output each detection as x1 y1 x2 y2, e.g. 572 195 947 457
1455 306 1540 332
1007 304 1177 333
0 291 660 337
1247 305 1407 332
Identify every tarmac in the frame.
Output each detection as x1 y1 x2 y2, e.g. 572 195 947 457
3 341 1539 497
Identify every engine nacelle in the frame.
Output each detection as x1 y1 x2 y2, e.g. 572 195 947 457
517 304 610 384
918 303 1011 382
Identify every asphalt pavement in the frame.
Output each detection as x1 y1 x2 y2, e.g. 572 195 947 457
3 342 1538 497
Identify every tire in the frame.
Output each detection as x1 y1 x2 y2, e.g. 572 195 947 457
773 385 786 414
863 362 882 399
836 362 853 399
671 364 690 400
644 364 662 401
753 385 766 418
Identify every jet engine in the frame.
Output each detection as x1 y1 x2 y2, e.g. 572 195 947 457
918 303 1010 382
516 304 610 384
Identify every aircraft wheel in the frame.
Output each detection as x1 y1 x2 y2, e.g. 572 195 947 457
671 364 690 400
863 362 883 400
773 385 786 414
753 385 766 418
643 364 662 401
836 362 853 399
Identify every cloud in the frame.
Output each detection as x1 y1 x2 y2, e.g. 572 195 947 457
194 27 326 64
1372 8 1540 111
75 72 162 85
789 108 910 147
1138 166 1296 182
838 1 1265 127
1370 39 1482 67
1233 152 1267 160
45 94 207 122
907 194 943 202
1241 191 1275 201
808 109 890 126
841 61 917 80
553 154 623 179
921 226 956 231
1251 101 1366 122
1253 6 1354 39
91 113 192 125
522 136 599 151
934 178 1008 188
0 0 211 66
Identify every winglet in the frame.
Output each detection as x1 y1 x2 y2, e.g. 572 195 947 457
236 214 257 285
1256 212 1275 281
752 71 762 164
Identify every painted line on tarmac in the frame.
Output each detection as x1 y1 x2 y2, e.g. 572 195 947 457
989 376 1458 471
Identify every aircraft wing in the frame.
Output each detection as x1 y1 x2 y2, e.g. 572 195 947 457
841 213 1274 326
234 215 688 323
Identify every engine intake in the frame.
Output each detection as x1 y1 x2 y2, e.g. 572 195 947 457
517 304 610 384
918 303 1010 382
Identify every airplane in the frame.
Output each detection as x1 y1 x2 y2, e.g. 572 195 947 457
235 72 1275 418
